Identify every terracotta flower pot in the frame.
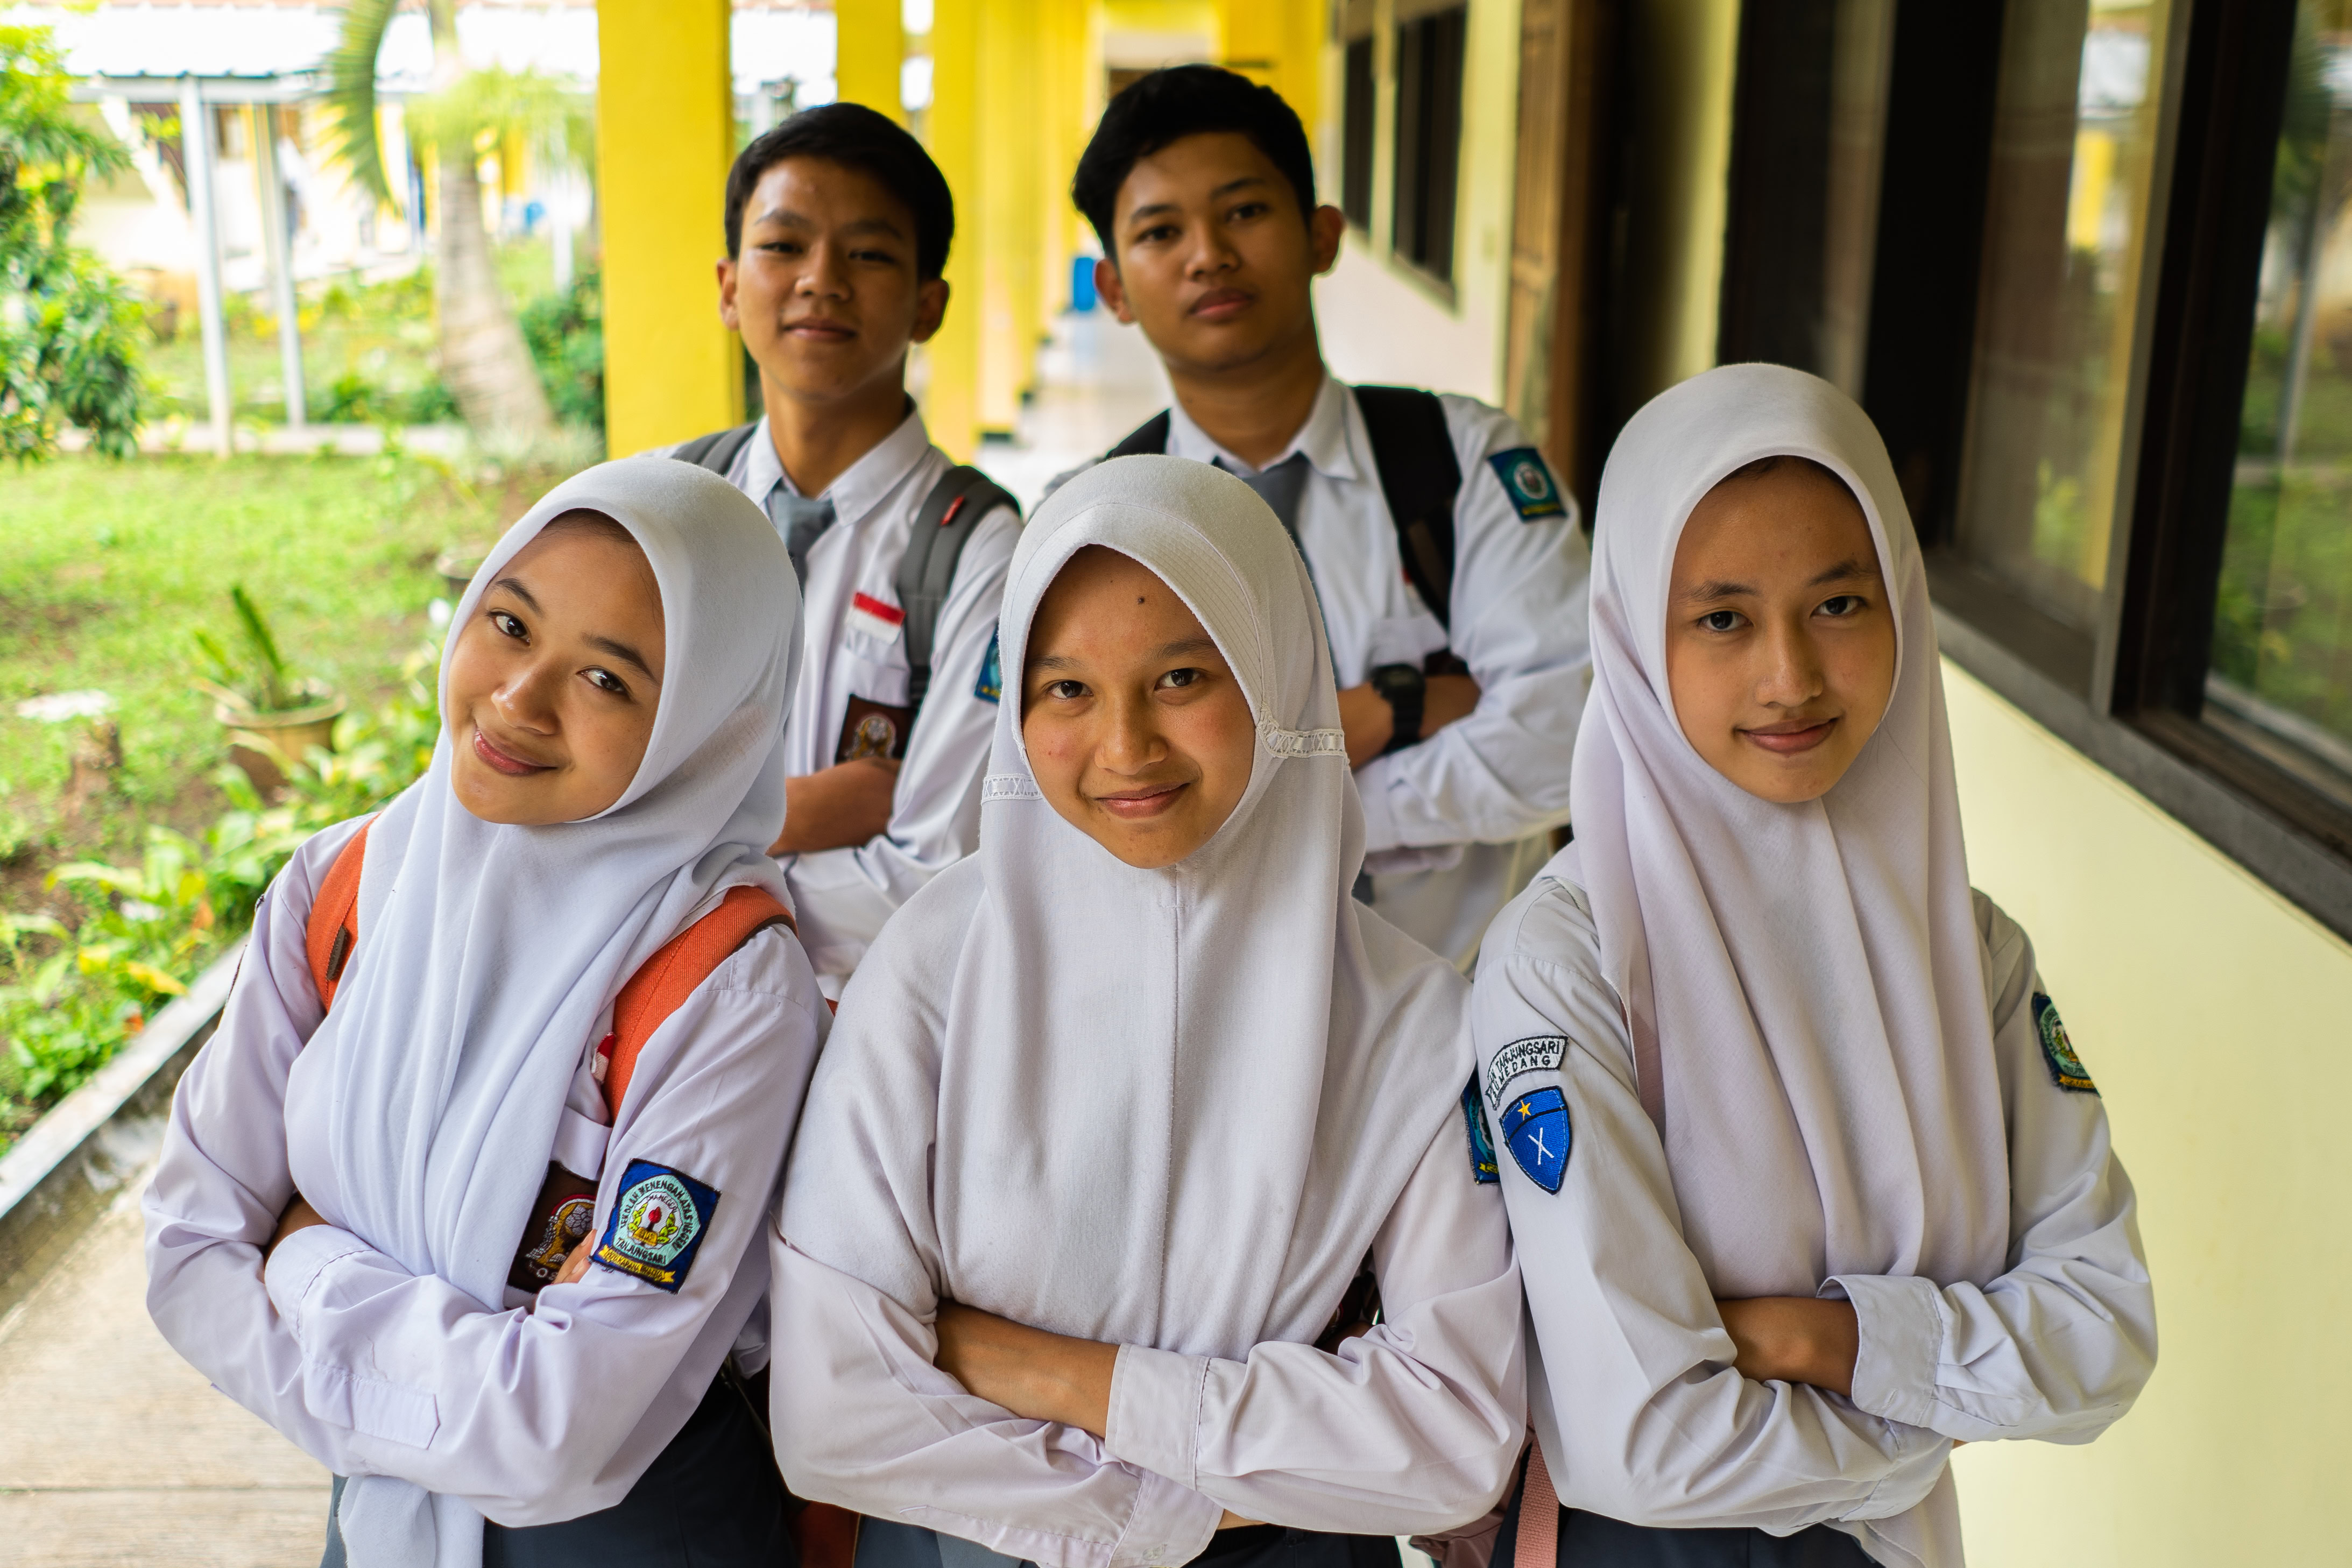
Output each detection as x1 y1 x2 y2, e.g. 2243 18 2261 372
217 693 347 796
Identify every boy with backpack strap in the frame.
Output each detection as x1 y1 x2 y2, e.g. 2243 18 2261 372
1063 67 1593 969
658 103 1019 992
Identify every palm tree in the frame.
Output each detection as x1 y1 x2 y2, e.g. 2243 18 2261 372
323 0 554 438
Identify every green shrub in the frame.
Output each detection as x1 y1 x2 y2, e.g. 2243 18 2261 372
518 265 603 429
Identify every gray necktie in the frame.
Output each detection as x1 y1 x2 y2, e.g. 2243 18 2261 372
1219 452 1311 547
766 488 836 590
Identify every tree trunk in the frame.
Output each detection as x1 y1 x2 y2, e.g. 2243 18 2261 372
427 0 554 440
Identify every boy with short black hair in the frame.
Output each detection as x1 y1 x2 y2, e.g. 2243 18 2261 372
1068 66 1592 967
665 101 1019 991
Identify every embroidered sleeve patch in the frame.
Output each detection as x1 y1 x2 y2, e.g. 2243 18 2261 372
974 630 1002 704
592 1160 721 1293
1486 447 1568 521
1500 1086 1571 1193
1460 1075 1499 1184
1486 1035 1568 1111
2031 992 2097 1094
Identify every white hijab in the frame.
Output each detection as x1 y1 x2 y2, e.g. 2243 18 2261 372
1565 364 2009 1299
298 457 800 1567
783 455 1469 1358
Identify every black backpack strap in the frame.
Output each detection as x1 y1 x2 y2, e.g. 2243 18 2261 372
669 421 761 476
1105 411 1174 460
1351 385 1463 633
899 465 1020 719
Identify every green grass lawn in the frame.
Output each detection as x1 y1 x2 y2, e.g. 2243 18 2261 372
0 449 516 885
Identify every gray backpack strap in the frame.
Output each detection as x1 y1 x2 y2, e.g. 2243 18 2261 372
898 465 1019 719
669 421 761 476
1105 411 1173 460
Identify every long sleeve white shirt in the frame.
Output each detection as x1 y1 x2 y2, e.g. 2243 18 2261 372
676 410 1018 985
1155 378 1592 967
143 817 829 1527
769 1119 1526 1568
1471 876 2156 1568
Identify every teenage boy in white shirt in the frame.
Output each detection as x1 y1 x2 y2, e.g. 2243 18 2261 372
666 103 1019 990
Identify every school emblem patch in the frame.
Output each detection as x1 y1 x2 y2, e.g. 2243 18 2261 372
2031 992 2097 1094
974 630 1002 704
1486 1035 1567 1111
1500 1086 1570 1193
1487 447 1567 521
592 1160 720 1293
1460 1076 1499 1184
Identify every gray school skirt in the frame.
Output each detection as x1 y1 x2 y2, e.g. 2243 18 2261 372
320 1372 791 1568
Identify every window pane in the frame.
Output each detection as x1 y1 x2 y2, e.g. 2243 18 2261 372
1392 6 1465 281
2209 0 2352 804
1953 0 2171 634
1343 36 1376 230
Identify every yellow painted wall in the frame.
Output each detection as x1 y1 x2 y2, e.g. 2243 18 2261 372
596 0 741 455
837 0 908 124
1943 663 2352 1563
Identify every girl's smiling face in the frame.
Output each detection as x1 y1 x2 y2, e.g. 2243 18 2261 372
1664 458 1896 803
1020 545 1258 868
444 513 667 825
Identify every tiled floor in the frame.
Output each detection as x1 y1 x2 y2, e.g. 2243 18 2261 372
0 1177 330 1567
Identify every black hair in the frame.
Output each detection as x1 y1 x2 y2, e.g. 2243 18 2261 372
1071 65 1317 256
1719 454 1848 490
724 103 955 279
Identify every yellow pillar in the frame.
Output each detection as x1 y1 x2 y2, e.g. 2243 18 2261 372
978 0 1038 434
837 0 907 124
925 0 981 458
597 0 741 455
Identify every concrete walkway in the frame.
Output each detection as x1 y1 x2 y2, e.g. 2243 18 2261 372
0 1173 329 1567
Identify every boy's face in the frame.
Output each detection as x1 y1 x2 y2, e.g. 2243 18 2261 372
1096 131 1344 379
719 156 948 407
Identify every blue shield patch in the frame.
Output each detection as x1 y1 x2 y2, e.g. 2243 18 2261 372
1486 447 1568 521
592 1160 720 1294
1460 1075 1499 1184
1499 1086 1570 1192
974 631 1003 704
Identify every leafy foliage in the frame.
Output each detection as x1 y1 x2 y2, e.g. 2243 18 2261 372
1 636 441 1122
321 0 404 206
0 24 149 461
518 263 603 428
193 584 318 716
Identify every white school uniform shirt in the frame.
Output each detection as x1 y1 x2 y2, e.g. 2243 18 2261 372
1472 875 2155 1568
143 816 830 1529
679 409 1019 985
769 456 1527 1568
1160 376 1592 967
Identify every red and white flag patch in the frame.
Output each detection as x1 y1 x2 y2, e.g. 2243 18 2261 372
846 591 906 643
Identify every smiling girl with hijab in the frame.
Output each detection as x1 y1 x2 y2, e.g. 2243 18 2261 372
144 460 830 1568
1472 365 2156 1568
768 455 1525 1568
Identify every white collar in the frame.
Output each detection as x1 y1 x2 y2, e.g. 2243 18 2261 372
743 402 935 528
1163 372 1362 485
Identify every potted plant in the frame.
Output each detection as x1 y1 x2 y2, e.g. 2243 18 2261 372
195 585 347 796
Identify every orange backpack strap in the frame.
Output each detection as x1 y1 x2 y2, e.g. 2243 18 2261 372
603 885 795 1117
304 817 375 1012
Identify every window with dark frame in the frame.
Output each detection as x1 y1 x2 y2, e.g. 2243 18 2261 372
1343 34 1377 231
1393 3 1467 283
1715 0 2352 938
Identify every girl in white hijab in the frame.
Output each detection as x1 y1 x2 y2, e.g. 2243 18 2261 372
145 459 831 1568
1472 365 2156 1568
770 455 1525 1568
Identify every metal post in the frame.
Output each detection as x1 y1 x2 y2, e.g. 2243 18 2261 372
252 103 307 431
179 76 232 457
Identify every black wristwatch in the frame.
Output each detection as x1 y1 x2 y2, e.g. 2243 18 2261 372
1369 663 1426 754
